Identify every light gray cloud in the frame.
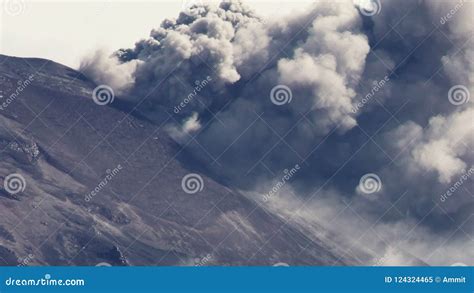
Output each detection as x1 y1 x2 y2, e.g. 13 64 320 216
80 0 474 265
79 49 140 94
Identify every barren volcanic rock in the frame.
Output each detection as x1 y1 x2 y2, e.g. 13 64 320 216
0 54 354 266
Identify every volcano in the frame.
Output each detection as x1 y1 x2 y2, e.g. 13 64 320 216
0 54 361 266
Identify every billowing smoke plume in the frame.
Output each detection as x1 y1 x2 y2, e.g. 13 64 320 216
80 49 140 94
81 0 474 265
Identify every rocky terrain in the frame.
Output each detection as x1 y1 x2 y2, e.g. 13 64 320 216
0 54 359 266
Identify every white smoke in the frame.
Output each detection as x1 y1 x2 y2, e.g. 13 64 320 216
79 49 140 94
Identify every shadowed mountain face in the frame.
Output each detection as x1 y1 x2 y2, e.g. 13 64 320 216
0 54 359 266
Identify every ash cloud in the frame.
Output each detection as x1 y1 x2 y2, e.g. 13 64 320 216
81 0 474 265
79 49 140 94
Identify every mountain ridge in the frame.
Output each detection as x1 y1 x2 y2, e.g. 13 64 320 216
0 54 354 266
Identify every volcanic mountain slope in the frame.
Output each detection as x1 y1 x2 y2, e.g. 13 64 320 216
0 54 361 266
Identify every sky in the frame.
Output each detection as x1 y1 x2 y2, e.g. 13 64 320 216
0 0 314 68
